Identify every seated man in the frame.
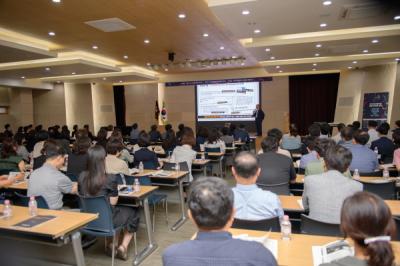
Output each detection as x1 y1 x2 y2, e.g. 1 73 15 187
367 120 379 145
105 138 130 175
338 126 354 149
133 132 159 169
370 122 396 164
299 136 318 169
233 124 250 143
163 177 277 266
232 151 283 220
258 128 291 158
302 144 362 224
305 138 335 176
349 130 379 173
28 141 77 210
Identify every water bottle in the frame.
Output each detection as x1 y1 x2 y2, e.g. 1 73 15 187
175 162 180 172
139 161 144 173
281 215 291 240
383 167 389 179
353 169 360 180
134 178 141 192
201 152 205 160
3 200 12 219
28 196 38 216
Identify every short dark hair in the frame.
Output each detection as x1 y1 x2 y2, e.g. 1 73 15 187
352 121 361 130
233 152 259 179
303 136 316 150
73 136 92 154
138 131 150 147
36 130 49 141
377 123 390 135
325 144 352 173
1 138 16 159
341 126 354 141
188 177 233 230
221 127 229 136
289 124 299 137
178 123 185 131
392 130 400 146
44 140 66 160
353 130 370 145
308 123 321 137
150 124 158 131
395 120 400 128
4 124 10 130
368 120 378 128
337 123 345 131
181 127 196 146
261 136 278 152
267 128 283 141
106 138 123 155
320 122 331 135
314 138 335 158
165 124 172 131
132 123 138 129
207 128 220 143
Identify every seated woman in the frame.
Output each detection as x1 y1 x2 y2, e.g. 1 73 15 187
78 145 140 260
67 136 91 177
133 132 159 169
393 130 400 171
195 126 208 151
171 127 197 181
105 138 130 175
321 191 395 266
204 128 226 153
162 133 177 156
96 127 108 150
14 133 30 162
281 124 302 151
148 125 161 142
220 127 234 146
0 138 25 173
109 130 133 165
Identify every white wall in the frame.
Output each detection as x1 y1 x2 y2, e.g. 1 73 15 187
91 83 116 134
64 83 94 131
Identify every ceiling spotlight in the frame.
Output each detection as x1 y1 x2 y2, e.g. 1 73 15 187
348 66 353 69
242 10 250 15
48 31 55 36
265 48 271 52
102 77 107 80
56 81 61 84
219 46 225 50
371 39 379 44
45 67 50 71
312 68 316 71
352 61 357 64
123 55 128 59
276 66 280 69
323 1 332 5
316 44 322 48
315 53 320 56
165 68 169 72
396 58 400 61
254 29 261 34
144 39 150 44
270 56 275 60
146 62 151 66
178 13 186 19
320 23 327 28
119 80 123 83
52 0 61 3
203 33 209 37
92 45 98 49
313 63 317 66
241 62 245 66
394 15 400 20
363 49 368 53
279 70 283 73
71 72 76 75
21 76 25 79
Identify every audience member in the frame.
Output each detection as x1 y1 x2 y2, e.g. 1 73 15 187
352 121 361 130
33 139 56 170
84 124 95 141
302 144 362 223
130 123 140 142
96 128 108 150
370 122 395 164
148 124 161 142
348 130 379 173
28 141 77 209
133 132 159 169
204 128 226 153
196 126 209 150
0 138 25 172
176 123 185 142
162 177 277 266
110 130 133 164
299 136 318 169
367 120 379 145
32 130 49 158
162 124 175 140
308 123 321 138
220 127 234 146
321 192 395 266
305 138 335 176
171 127 197 181
331 123 345 143
338 126 354 149
259 128 291 158
78 145 139 260
71 124 78 139
233 124 250 143
282 124 302 150
67 136 91 177
4 124 13 138
13 133 29 162
60 125 71 141
393 130 400 171
162 131 177 155
105 138 130 175
232 152 283 220
257 137 296 195
319 122 331 138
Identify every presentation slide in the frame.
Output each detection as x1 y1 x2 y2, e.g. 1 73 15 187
196 81 260 122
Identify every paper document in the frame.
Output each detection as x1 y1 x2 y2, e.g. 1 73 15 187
312 240 354 266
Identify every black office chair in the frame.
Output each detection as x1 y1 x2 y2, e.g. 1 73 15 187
394 216 400 241
360 180 396 200
162 162 189 172
14 192 49 209
0 169 13 175
257 182 291 196
205 147 224 177
350 170 383 177
300 214 341 237
232 217 280 232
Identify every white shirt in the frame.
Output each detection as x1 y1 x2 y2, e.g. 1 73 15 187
171 145 197 182
32 141 45 158
368 128 379 146
258 147 291 158
331 133 341 143
204 140 226 153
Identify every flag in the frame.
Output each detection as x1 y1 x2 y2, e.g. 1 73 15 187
155 100 160 120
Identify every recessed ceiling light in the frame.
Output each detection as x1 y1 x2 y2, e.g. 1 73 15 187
254 29 261 34
146 62 151 66
52 0 61 3
320 23 327 28
371 39 379 44
348 66 353 69
312 68 316 71
394 15 400 20
396 58 400 61
270 56 275 60
123 55 128 59
363 49 369 53
241 62 245 66
203 33 209 37
56 81 61 84
219 46 225 50
242 10 250 15
276 66 280 69
45 67 50 71
102 77 107 80
232 55 238 59
21 76 25 79
71 72 76 75
144 39 150 44
48 31 55 36
178 13 186 19
315 53 320 56
313 63 317 66
119 80 123 83
279 70 283 73
323 1 332 6
316 44 322 48
352 61 357 64
92 45 98 49
265 48 271 52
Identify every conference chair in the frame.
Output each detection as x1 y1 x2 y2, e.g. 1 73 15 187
66 173 79 182
394 216 400 241
300 214 341 237
79 195 137 266
232 217 280 232
350 170 383 177
143 161 158 170
257 182 291 196
360 180 397 200
205 147 224 177
14 192 49 209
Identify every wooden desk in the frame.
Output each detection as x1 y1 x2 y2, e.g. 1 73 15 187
159 158 211 176
0 205 97 266
229 228 400 266
197 151 225 157
295 174 396 184
7 180 28 190
119 185 158 265
133 169 188 180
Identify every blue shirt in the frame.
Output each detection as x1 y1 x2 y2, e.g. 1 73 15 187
233 184 284 220
339 140 353 150
299 150 319 169
281 134 302 150
163 231 277 266
349 144 379 173
130 128 140 140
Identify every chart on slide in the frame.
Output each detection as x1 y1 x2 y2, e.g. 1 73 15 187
196 82 260 121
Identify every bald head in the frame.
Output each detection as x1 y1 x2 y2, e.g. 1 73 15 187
233 151 259 179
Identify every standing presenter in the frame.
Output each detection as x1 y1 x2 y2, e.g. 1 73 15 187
252 104 265 136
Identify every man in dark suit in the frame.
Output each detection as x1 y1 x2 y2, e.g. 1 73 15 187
253 104 265 136
370 123 396 164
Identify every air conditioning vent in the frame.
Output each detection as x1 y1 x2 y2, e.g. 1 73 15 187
339 3 385 20
338 97 354 107
85 18 136 32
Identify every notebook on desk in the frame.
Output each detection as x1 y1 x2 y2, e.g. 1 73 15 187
12 215 57 228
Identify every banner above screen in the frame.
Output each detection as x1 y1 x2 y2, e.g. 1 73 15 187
165 77 272 87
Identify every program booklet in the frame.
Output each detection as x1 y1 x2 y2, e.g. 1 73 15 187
312 240 354 266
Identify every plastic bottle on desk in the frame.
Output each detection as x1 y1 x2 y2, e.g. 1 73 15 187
281 215 291 240
28 196 38 216
201 152 205 160
3 200 12 219
139 161 144 173
353 169 360 180
134 178 141 192
175 162 180 172
383 167 389 179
